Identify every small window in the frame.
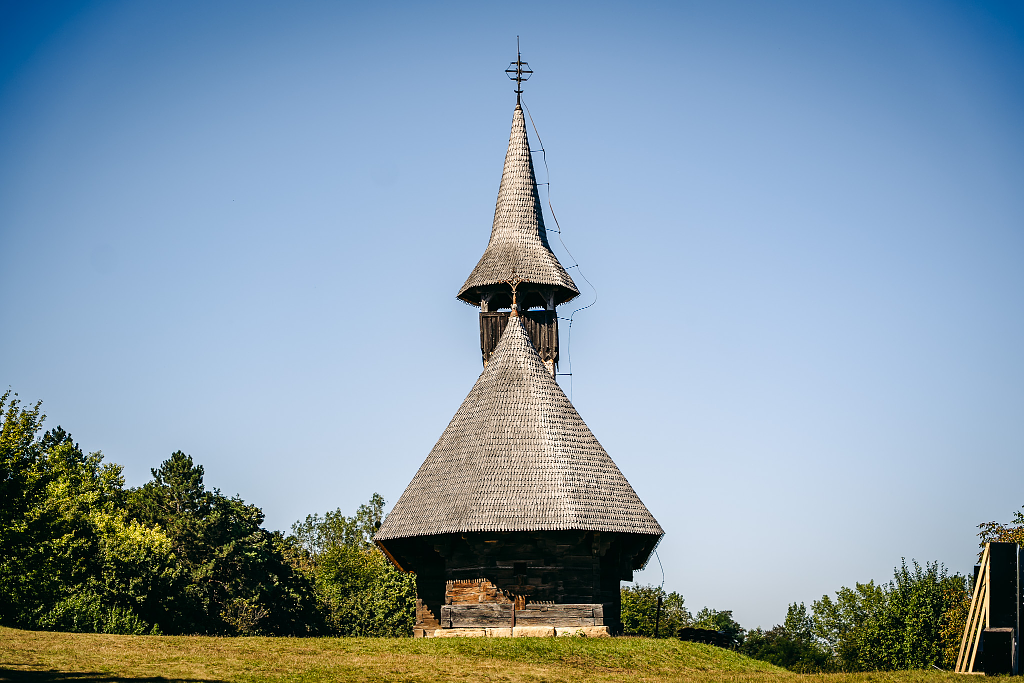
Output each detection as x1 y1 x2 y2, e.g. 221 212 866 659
513 562 527 576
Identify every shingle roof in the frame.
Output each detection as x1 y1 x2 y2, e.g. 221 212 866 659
457 105 580 307
375 313 663 541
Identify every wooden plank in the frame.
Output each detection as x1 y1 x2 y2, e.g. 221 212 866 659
448 606 512 618
957 544 989 673
511 616 596 626
968 551 991 674
446 604 513 628
452 616 515 627
968 588 987 674
518 607 595 618
416 599 441 630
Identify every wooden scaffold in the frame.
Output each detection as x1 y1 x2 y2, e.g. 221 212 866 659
956 544 990 674
955 542 1021 676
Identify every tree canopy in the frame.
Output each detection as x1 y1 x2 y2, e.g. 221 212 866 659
0 391 376 636
1 389 1014 665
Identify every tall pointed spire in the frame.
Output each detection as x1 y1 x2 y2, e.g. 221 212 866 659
375 55 662 636
457 105 579 307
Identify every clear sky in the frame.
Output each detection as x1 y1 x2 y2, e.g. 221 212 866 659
2 0 1022 630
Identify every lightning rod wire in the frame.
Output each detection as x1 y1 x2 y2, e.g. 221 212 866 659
523 98 667 598
521 99 598 402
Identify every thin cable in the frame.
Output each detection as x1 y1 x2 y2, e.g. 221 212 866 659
656 550 665 590
521 99 598 402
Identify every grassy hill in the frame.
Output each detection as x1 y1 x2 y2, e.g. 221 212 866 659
0 627 967 683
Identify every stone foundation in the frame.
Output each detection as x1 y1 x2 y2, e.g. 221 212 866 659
427 626 610 638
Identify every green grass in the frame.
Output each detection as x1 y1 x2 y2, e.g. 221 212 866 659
0 627 971 683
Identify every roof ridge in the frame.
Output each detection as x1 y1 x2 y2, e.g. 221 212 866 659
457 105 580 306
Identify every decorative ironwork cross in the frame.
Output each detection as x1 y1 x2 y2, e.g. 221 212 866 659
506 275 524 315
505 37 532 104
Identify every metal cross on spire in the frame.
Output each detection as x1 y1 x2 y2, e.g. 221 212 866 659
505 37 533 105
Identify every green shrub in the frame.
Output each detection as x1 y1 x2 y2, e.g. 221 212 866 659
37 593 105 633
290 495 416 637
102 605 151 635
812 560 968 671
620 585 691 637
37 592 150 635
741 603 833 672
692 607 745 647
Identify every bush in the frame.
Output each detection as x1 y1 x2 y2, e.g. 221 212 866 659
692 607 745 647
620 585 690 637
290 495 416 637
125 451 321 635
0 393 319 636
741 603 833 672
812 560 968 671
37 593 105 633
37 592 151 635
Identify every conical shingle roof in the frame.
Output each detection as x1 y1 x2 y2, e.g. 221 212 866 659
376 314 662 541
457 105 580 306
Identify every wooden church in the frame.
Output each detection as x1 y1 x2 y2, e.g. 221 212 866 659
374 52 663 637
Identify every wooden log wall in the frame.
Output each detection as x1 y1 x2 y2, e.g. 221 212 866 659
480 311 558 365
515 603 604 627
446 578 512 604
440 530 647 633
381 530 656 634
413 599 440 638
439 603 604 629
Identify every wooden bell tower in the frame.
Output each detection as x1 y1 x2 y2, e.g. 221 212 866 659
375 48 663 638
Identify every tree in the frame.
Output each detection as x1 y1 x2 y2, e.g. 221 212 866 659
693 608 745 647
291 493 385 555
0 392 169 633
289 495 415 637
977 504 1024 550
620 584 690 637
2 391 392 637
125 451 321 635
741 603 834 672
811 560 968 671
812 580 886 669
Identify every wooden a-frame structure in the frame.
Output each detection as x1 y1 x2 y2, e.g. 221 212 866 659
956 542 1021 676
957 543 991 674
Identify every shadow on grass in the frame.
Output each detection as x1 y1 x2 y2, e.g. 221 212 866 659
0 670 227 683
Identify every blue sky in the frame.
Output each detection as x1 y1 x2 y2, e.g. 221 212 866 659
2 0 1022 629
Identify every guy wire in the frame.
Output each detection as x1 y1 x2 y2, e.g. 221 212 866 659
521 99 598 402
656 549 665 590
525 100 666 599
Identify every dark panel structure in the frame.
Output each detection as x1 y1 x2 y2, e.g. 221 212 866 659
1020 546 1024 661
959 543 1023 675
982 628 1016 676
991 543 1020 629
987 543 1021 675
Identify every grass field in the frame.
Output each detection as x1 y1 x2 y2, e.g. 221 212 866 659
0 627 969 683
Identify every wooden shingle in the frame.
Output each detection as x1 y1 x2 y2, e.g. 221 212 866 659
375 314 663 546
457 105 579 307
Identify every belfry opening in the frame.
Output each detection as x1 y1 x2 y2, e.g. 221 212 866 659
374 49 663 638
